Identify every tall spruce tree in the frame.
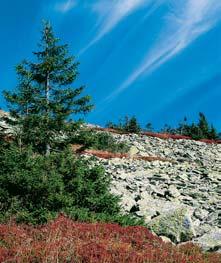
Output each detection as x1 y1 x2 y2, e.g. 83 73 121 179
4 22 93 154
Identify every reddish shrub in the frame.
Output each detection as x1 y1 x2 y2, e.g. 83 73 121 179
81 149 128 159
80 149 172 163
198 139 218 144
0 215 220 263
93 128 221 145
142 132 187 140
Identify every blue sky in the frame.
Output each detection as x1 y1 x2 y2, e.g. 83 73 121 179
0 0 221 130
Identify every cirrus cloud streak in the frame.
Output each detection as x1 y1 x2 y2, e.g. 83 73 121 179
105 0 221 102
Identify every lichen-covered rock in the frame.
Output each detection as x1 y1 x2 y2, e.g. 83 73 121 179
128 146 139 156
167 185 181 198
0 110 13 134
194 229 221 252
160 236 174 244
120 195 137 213
147 208 196 243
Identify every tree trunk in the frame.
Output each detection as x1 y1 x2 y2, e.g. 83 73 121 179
46 73 50 156
46 143 50 156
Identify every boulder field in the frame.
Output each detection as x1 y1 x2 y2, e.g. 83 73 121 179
86 132 221 252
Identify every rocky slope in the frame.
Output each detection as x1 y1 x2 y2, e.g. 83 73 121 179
87 132 221 252
0 110 10 133
1 111 220 252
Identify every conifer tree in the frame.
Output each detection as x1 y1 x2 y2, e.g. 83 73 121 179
4 22 93 154
208 125 218 140
146 122 153 132
198 112 210 138
178 116 188 135
125 116 141 133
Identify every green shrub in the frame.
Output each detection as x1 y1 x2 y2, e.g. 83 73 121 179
71 129 129 153
0 145 142 225
124 116 141 133
170 113 218 140
106 116 141 134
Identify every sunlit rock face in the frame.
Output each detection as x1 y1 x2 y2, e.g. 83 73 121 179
0 110 12 134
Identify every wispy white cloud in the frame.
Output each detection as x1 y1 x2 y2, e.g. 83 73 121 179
93 0 147 39
55 0 77 13
80 0 151 54
106 0 221 101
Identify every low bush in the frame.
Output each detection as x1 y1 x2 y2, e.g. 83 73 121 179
0 145 141 225
0 215 220 263
71 129 129 153
107 116 141 134
162 113 219 140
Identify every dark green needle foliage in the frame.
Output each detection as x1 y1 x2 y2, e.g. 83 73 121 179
71 129 129 153
0 146 143 225
0 22 143 226
106 116 141 134
4 21 93 154
175 113 218 140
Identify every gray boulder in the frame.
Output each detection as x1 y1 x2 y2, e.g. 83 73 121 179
194 229 221 252
147 208 196 243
